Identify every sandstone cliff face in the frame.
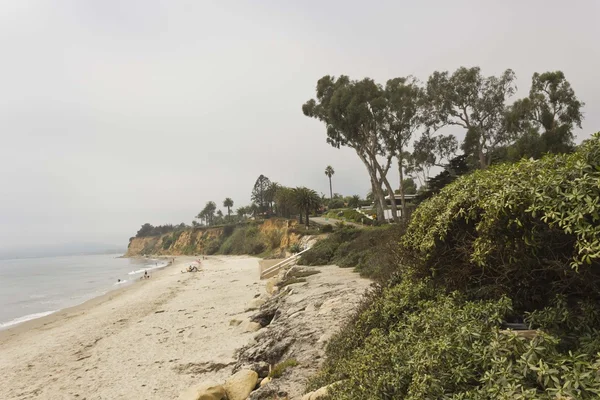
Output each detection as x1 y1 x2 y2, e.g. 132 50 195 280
125 219 301 257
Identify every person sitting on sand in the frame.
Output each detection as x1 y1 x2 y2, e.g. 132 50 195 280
144 270 149 279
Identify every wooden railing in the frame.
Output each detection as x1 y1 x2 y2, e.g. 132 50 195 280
260 246 312 279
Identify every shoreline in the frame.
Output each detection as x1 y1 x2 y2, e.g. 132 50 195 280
0 255 176 334
0 255 266 399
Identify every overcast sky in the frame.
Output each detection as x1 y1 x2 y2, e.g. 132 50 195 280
1 0 598 251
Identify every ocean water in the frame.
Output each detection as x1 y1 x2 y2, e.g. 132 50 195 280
0 254 168 329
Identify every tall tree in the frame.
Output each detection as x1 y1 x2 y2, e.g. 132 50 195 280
223 198 234 221
426 67 517 169
324 165 335 199
236 206 247 220
527 71 584 154
274 186 297 218
251 175 271 214
303 76 399 222
198 201 217 226
383 77 423 220
264 182 280 216
292 187 320 228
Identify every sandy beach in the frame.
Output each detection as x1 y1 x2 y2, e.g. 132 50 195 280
0 256 265 400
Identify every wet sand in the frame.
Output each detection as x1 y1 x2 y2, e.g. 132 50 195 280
0 256 264 400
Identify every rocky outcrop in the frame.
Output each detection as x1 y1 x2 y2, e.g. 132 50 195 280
233 265 371 399
126 219 302 257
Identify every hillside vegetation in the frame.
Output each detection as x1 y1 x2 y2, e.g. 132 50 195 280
306 134 600 399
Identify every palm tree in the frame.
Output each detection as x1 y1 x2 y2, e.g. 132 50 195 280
324 165 335 199
293 187 321 228
223 198 234 221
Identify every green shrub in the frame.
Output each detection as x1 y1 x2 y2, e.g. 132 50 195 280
402 134 600 311
289 243 301 254
298 226 403 281
328 198 345 209
320 224 333 233
161 236 173 250
269 358 299 378
222 224 235 237
204 238 221 255
312 280 600 400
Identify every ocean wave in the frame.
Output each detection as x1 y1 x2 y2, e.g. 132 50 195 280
0 310 57 330
127 262 169 275
114 279 128 285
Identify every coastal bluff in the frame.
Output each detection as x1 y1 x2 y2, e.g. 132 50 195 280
126 219 303 258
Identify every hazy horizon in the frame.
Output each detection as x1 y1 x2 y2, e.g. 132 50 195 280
1 0 599 251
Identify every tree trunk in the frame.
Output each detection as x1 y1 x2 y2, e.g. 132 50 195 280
356 149 387 222
373 161 399 223
398 159 407 223
298 212 303 225
478 142 487 169
329 177 333 199
305 206 310 227
370 179 384 222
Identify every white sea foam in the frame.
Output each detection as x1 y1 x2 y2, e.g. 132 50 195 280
127 262 168 275
0 310 57 330
114 279 128 285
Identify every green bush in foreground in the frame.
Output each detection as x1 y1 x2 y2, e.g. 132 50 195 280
403 133 600 311
313 281 600 399
308 135 600 399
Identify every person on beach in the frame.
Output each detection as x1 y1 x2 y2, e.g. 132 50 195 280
144 270 149 279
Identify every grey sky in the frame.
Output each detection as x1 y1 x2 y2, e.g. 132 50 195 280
1 0 599 250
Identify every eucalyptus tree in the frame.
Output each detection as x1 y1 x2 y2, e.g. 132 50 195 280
425 67 517 169
303 76 398 222
383 76 423 220
324 165 335 199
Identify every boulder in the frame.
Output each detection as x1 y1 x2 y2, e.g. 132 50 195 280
260 377 271 387
243 321 262 333
248 385 278 400
224 369 258 400
178 381 227 400
301 383 334 400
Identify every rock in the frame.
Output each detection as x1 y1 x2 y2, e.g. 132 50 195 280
317 298 342 315
229 319 243 326
233 361 270 378
248 385 278 400
178 381 227 400
247 298 266 310
266 278 279 295
301 383 336 400
310 385 329 399
260 377 271 387
224 369 258 400
243 321 262 332
317 332 333 344
250 305 279 327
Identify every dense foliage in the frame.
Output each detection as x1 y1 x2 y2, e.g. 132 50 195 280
312 281 600 399
404 133 600 310
308 134 600 399
135 222 186 237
